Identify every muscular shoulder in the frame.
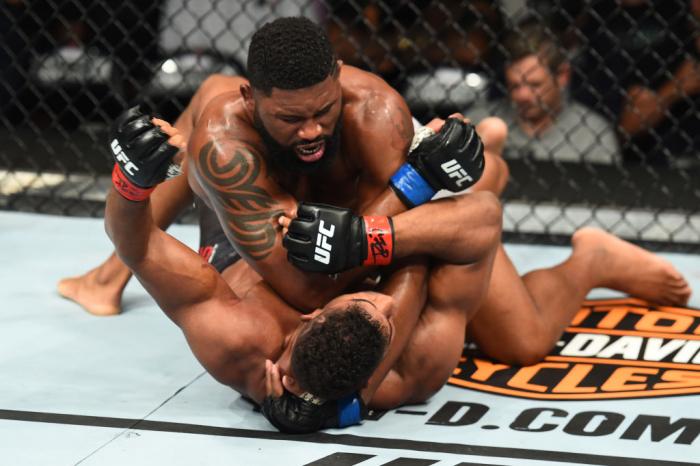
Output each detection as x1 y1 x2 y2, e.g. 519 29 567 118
340 66 407 123
191 75 261 153
339 66 413 160
190 74 249 122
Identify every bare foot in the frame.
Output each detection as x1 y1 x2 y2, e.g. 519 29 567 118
57 256 132 316
571 227 692 306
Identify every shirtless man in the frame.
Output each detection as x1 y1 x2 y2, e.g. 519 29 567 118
62 17 691 367
104 111 502 433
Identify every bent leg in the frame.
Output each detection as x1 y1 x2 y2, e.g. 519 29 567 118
469 227 692 365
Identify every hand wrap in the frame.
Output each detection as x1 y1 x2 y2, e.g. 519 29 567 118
283 202 394 274
261 390 365 434
109 106 180 201
390 118 485 207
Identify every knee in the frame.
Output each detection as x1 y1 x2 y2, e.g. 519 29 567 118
476 117 508 155
469 191 502 236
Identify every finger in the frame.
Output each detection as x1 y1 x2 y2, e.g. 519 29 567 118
270 362 284 397
278 216 291 228
151 117 176 134
265 359 272 395
296 203 317 221
121 115 152 140
167 133 186 151
425 117 445 133
115 105 145 130
449 113 471 125
285 219 313 240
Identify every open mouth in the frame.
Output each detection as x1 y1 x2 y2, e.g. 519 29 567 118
295 140 325 162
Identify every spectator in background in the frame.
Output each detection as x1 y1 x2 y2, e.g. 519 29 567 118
468 18 620 165
575 0 700 166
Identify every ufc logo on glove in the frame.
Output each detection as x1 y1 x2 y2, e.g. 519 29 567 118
441 159 473 187
283 203 394 274
313 220 335 264
111 139 139 176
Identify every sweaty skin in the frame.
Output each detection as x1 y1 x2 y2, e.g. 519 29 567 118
184 66 420 311
104 178 501 408
63 64 691 370
58 65 507 315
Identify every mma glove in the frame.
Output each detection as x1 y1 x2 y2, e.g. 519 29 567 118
283 202 394 274
389 118 485 208
109 106 181 201
261 390 366 434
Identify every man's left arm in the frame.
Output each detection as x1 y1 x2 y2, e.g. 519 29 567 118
351 88 485 215
351 89 415 215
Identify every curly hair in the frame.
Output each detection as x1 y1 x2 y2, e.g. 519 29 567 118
291 304 388 400
247 17 337 95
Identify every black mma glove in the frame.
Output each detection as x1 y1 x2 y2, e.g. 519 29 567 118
261 389 366 434
110 106 181 201
389 118 485 207
283 202 394 274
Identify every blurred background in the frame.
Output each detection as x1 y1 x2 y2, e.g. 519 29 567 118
0 0 698 251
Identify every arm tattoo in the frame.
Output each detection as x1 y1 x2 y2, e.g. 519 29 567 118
197 140 283 260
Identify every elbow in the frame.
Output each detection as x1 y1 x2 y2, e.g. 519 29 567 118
481 191 503 238
469 191 503 248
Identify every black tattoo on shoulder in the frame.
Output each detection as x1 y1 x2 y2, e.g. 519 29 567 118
197 140 282 260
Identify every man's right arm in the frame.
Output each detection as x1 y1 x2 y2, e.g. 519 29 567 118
105 187 274 401
283 191 502 275
105 189 226 320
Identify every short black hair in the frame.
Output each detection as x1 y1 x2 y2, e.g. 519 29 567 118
247 17 337 95
503 17 567 73
291 304 388 400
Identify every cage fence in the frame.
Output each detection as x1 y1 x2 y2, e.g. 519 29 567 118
0 0 698 252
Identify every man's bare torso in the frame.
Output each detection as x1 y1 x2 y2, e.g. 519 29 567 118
185 66 412 211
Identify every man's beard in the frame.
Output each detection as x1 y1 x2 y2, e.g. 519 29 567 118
253 109 342 174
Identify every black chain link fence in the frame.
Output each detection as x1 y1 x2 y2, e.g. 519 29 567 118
1 0 698 251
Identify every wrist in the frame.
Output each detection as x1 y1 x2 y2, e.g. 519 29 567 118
389 163 436 208
361 216 394 266
112 164 155 202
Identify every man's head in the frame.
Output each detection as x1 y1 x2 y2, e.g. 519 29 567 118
503 19 570 128
243 17 343 173
289 292 393 400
